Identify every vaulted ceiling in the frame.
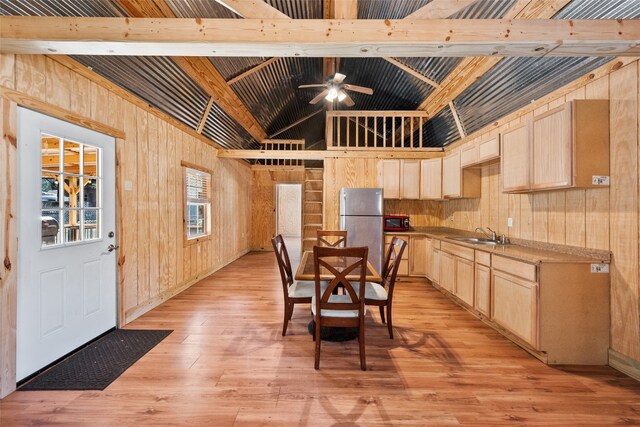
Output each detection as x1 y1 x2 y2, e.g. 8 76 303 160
2 0 639 154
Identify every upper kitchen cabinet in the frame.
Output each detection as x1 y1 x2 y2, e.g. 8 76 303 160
442 150 481 199
502 100 610 193
460 135 500 168
381 159 420 200
532 100 609 190
420 158 442 200
501 122 532 192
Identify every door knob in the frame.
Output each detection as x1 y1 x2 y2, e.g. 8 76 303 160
107 244 119 252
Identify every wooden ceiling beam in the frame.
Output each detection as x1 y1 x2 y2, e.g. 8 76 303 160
3 17 638 57
214 0 289 19
113 0 267 142
417 0 575 118
217 148 442 160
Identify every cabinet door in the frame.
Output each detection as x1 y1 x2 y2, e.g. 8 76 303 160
532 103 573 190
425 238 433 279
401 160 421 200
460 142 479 167
382 159 401 199
492 270 539 348
478 135 500 162
431 249 440 284
439 251 456 293
455 258 474 306
420 158 442 199
501 122 531 192
442 151 461 198
475 264 491 316
409 235 427 276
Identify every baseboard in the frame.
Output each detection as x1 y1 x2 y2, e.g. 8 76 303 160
124 248 251 324
609 349 640 381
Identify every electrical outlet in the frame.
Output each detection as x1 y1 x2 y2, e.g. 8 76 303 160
590 263 609 273
592 175 610 186
124 180 133 191
449 214 454 222
507 217 513 228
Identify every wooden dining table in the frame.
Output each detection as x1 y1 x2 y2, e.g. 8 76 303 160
294 250 382 283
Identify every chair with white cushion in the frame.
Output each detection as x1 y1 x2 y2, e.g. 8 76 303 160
313 245 368 370
272 234 320 336
355 237 406 339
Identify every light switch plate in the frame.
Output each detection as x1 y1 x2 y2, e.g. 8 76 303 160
507 217 513 228
124 180 133 191
590 263 609 273
592 176 610 186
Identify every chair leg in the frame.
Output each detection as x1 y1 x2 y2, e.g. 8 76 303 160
359 319 366 371
288 303 294 320
386 302 393 339
314 317 322 369
379 306 386 324
282 304 291 336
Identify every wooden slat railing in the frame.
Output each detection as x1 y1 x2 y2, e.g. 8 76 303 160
326 111 435 150
256 139 305 167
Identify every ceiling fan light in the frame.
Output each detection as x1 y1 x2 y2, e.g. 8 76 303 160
337 90 347 102
325 87 338 101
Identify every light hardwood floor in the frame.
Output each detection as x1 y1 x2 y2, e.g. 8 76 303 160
1 251 639 425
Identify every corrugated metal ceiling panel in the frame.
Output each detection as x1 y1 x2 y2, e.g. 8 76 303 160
202 102 260 150
0 0 126 16
165 0 239 18
555 0 640 19
422 106 460 148
337 58 434 111
455 56 611 136
450 0 517 19
264 0 324 18
273 110 326 147
231 57 323 135
209 57 269 82
72 55 210 132
357 0 430 19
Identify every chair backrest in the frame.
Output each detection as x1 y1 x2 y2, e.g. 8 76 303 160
271 234 294 293
313 246 368 315
380 237 407 300
316 230 348 248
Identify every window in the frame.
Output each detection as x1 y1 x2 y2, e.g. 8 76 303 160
184 166 211 240
41 134 101 247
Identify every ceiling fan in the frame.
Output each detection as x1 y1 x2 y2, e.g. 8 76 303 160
298 73 374 107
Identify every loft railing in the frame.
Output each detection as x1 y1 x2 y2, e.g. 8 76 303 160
255 139 305 167
326 111 435 150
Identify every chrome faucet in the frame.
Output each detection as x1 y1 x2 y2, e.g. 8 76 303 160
475 227 497 241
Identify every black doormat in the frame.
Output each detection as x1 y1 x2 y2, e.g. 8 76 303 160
19 329 172 391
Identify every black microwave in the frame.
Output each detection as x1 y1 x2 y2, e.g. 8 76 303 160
384 215 410 231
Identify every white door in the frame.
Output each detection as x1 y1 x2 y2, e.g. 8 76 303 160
16 108 117 381
276 184 302 237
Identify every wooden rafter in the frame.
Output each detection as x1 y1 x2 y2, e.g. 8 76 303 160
113 0 267 142
3 17 636 57
227 57 279 85
217 149 442 160
214 0 289 19
405 0 477 19
448 101 466 139
418 0 574 120
383 58 439 88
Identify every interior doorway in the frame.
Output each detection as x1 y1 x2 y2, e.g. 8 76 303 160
276 183 302 266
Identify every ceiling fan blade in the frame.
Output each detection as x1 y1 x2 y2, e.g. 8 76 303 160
309 89 329 104
332 72 347 84
344 84 373 95
343 93 355 107
298 83 327 89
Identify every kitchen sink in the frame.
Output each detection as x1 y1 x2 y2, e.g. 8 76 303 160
447 236 504 245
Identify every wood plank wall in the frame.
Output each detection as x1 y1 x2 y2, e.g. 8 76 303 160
251 168 305 250
0 54 252 396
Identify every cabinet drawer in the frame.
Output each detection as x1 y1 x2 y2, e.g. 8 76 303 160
475 250 491 267
440 241 475 261
492 255 536 282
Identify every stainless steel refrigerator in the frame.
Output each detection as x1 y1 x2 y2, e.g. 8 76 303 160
339 188 384 273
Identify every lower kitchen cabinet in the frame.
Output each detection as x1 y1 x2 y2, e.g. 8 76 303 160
455 258 474 306
409 235 427 276
439 251 456 293
385 233 409 276
425 237 440 284
439 242 475 307
474 263 491 317
492 269 539 348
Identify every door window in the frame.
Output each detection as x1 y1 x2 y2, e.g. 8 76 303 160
41 134 101 247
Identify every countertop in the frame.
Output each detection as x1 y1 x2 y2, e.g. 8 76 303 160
385 227 611 264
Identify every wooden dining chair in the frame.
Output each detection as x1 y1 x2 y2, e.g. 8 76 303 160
312 245 368 370
354 237 407 339
272 234 324 336
316 230 347 248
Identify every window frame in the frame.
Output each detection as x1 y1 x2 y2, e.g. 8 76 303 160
182 161 212 246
